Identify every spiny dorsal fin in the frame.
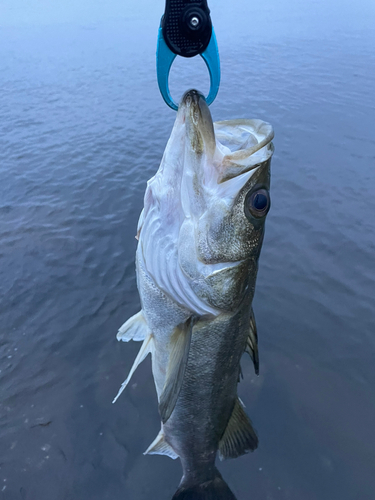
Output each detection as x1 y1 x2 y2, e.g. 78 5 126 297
117 310 150 342
245 307 259 375
112 334 153 403
218 397 258 460
159 318 193 424
144 429 178 460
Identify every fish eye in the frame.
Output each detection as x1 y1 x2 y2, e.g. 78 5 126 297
245 188 270 219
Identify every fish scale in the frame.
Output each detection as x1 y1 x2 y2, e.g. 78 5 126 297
164 298 253 464
114 89 274 499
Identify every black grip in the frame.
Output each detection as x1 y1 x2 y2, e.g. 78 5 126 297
162 0 212 58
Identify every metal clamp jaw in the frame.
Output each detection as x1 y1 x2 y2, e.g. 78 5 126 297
156 0 220 110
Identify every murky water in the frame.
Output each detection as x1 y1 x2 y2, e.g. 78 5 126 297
1 0 375 498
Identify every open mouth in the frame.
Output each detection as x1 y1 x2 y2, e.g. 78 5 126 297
179 90 274 184
215 119 274 161
213 119 274 184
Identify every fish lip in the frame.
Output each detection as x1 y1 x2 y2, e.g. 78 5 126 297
179 89 215 156
179 89 210 127
180 89 206 108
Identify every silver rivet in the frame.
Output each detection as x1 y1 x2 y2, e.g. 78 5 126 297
190 16 199 27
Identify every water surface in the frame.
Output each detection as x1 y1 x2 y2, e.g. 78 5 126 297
1 0 375 498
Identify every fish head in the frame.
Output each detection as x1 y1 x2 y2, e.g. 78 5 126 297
139 90 274 314
178 90 274 312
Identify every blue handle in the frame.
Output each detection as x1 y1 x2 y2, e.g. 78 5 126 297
156 24 220 111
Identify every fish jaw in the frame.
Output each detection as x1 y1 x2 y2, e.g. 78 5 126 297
177 89 222 219
179 89 216 160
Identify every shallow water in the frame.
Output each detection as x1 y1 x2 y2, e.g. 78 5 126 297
1 0 375 499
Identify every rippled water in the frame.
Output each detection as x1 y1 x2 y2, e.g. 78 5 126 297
1 0 375 498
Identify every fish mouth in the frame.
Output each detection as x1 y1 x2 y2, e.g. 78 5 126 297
178 90 274 185
180 89 208 117
178 89 216 157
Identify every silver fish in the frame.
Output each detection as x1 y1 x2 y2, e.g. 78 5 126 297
114 89 274 499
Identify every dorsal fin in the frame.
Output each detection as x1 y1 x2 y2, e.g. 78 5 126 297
159 318 193 423
245 307 259 375
112 334 153 403
218 397 258 460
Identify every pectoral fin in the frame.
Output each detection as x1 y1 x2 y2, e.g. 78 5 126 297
144 429 178 460
159 319 193 424
117 310 150 342
218 397 258 460
112 334 153 403
245 308 259 375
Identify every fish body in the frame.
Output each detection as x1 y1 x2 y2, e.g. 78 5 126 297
114 90 274 499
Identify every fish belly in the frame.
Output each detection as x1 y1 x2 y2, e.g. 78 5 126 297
136 249 191 397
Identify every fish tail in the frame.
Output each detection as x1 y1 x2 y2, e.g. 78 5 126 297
172 468 237 500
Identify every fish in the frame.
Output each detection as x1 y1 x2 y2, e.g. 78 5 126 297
113 89 274 500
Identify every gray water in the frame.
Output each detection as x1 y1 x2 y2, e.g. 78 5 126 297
1 0 375 498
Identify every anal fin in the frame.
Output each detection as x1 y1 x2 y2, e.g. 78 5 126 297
218 397 258 460
159 318 193 424
117 310 150 342
112 334 153 403
245 307 259 375
144 429 178 460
